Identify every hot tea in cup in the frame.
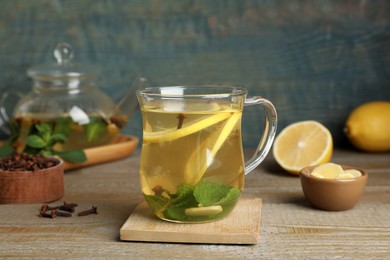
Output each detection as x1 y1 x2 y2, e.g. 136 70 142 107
137 86 277 223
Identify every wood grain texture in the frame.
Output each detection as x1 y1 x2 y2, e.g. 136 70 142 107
120 197 262 244
0 148 389 259
0 0 389 147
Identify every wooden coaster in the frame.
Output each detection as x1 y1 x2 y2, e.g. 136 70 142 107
120 197 262 244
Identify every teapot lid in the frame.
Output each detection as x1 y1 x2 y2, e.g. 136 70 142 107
27 43 98 80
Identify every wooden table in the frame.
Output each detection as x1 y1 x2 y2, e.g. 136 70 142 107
0 148 389 259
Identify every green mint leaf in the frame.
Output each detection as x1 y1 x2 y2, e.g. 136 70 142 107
54 118 72 137
217 187 241 206
48 133 68 145
23 146 40 155
35 123 52 135
163 199 199 221
162 184 198 221
54 149 87 163
26 135 48 148
0 143 15 157
85 119 106 141
164 205 223 222
193 181 234 207
163 205 188 221
171 183 195 204
144 194 169 213
40 150 53 156
35 123 53 142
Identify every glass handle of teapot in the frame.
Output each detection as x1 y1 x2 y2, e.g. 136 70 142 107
114 77 147 116
243 96 278 175
0 90 23 135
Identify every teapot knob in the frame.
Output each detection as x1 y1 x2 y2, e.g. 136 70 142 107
53 42 74 64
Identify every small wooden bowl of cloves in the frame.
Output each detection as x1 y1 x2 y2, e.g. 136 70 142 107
0 153 64 204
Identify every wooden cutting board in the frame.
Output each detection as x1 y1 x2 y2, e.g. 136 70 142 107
120 197 262 244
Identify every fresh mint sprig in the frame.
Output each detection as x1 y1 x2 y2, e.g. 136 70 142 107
0 122 87 163
25 123 87 163
145 181 241 221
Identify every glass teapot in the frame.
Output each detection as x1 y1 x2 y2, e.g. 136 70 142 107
0 43 146 152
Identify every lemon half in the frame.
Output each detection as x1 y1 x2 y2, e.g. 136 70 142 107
272 120 333 175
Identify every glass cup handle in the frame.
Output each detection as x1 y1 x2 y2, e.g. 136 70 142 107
244 96 278 175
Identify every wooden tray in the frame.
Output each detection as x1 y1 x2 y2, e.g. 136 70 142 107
120 197 262 244
63 135 138 171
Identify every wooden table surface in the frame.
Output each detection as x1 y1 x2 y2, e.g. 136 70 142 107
0 148 389 259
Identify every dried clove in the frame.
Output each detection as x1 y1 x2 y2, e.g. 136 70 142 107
152 185 164 196
40 204 59 212
78 206 98 216
40 205 71 218
39 209 57 219
38 202 98 218
59 201 78 213
55 210 72 217
0 153 59 171
152 185 170 197
176 113 186 129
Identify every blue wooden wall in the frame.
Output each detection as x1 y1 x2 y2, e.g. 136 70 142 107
0 0 389 148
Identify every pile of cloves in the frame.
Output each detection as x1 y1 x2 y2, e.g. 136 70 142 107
39 201 98 218
0 153 60 172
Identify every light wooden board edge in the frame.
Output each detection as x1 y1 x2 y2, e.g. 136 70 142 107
120 197 262 245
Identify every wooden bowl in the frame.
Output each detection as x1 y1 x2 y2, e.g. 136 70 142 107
0 158 64 204
299 165 368 211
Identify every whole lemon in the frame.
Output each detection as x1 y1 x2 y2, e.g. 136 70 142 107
344 101 390 152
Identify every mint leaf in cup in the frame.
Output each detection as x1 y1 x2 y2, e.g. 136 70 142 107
144 181 241 222
194 181 239 207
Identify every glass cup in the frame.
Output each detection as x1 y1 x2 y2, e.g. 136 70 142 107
137 86 277 223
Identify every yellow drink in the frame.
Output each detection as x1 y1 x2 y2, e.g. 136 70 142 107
140 99 245 222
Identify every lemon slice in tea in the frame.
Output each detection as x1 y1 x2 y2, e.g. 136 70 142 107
143 112 231 143
184 112 241 184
